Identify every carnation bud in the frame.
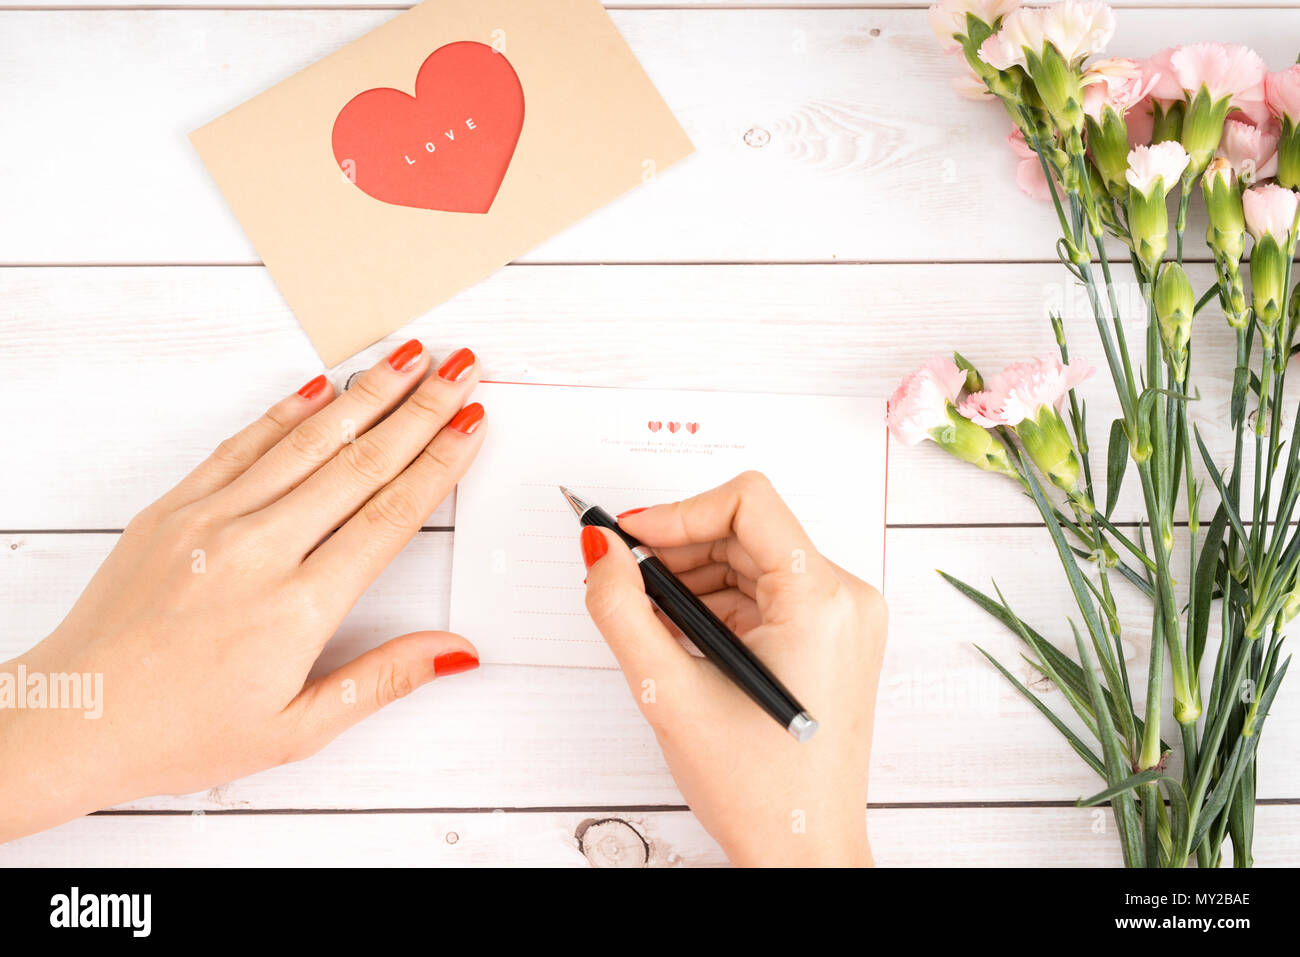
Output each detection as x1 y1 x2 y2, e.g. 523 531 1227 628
1180 87 1233 178
1128 187 1170 278
1086 106 1131 199
1252 236 1290 335
1155 263 1195 381
1278 117 1300 191
1014 405 1083 495
1282 586 1300 626
1125 144 1189 278
931 406 1018 478
1025 44 1086 134
1202 158 1246 266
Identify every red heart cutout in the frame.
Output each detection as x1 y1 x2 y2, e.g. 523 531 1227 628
685 422 699 434
332 42 524 213
647 421 662 432
667 422 681 433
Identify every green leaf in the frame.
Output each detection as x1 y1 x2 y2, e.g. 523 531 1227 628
1190 505 1229 672
939 571 1165 750
975 646 1106 779
1076 768 1164 807
1072 623 1147 867
1106 558 1156 600
1162 776 1192 865
1195 427 1253 572
1105 418 1129 518
1191 657 1290 851
1017 451 1109 652
1191 736 1247 851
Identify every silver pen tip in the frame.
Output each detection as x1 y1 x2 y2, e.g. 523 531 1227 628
787 712 819 743
558 485 590 518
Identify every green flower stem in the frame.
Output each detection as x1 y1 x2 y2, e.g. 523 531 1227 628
1188 635 1255 830
1136 283 1198 727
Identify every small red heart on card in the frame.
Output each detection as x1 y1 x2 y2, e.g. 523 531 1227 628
648 421 662 432
667 422 681 433
332 41 525 213
685 422 699 434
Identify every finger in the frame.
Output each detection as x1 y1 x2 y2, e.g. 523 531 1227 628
677 561 757 600
647 540 719 574
281 631 479 759
211 339 436 516
581 526 696 701
269 350 480 551
157 373 335 511
616 471 819 576
697 588 763 635
304 402 486 598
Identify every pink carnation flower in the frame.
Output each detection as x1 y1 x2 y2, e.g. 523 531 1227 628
887 357 968 445
1123 48 1179 148
1217 118 1279 185
979 0 1116 73
1169 43 1266 104
1009 128 1053 201
1082 57 1159 121
929 0 1022 55
1140 48 1184 106
1126 141 1191 195
1243 184 1300 243
1266 65 1300 123
1230 81 1273 128
959 358 1095 428
952 69 995 101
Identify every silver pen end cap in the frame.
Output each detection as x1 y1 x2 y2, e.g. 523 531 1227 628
787 712 819 743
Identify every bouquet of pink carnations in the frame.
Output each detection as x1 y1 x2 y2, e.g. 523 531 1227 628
901 0 1299 867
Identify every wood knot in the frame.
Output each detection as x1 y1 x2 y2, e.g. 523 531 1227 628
743 127 770 148
576 818 649 868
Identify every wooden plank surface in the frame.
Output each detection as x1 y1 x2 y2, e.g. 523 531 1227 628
0 262 1281 531
5 527 1297 810
3 2 1299 866
2 805 1296 868
2 8 1299 264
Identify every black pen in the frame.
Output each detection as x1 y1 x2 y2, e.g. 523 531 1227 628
559 486 818 742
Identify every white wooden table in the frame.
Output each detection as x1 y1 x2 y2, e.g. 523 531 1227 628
1 0 1297 867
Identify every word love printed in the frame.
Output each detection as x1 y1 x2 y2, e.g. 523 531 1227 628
402 118 480 166
332 42 525 213
648 421 700 434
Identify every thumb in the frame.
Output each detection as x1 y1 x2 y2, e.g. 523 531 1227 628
283 631 479 759
581 526 695 703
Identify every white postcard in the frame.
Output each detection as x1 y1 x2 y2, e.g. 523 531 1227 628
449 382 888 667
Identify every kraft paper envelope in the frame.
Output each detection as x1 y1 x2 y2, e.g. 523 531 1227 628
190 0 694 366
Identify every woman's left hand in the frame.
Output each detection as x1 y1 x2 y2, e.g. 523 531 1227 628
0 339 485 842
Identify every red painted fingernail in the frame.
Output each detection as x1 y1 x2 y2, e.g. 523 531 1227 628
433 650 479 677
580 525 608 569
616 507 649 520
448 402 485 435
297 374 329 400
437 347 476 382
386 338 424 372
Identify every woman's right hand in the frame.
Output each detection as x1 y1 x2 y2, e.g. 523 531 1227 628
579 471 887 867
